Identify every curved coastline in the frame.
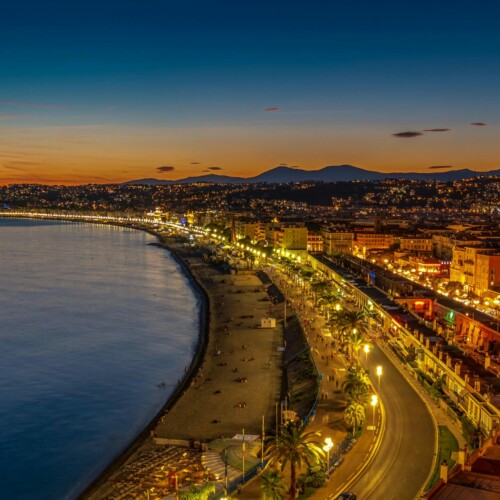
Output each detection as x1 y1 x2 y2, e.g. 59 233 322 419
0 214 210 499
77 233 210 499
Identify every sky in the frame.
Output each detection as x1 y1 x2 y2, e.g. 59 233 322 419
1 0 499 184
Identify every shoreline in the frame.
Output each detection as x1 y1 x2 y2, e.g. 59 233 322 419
78 234 212 498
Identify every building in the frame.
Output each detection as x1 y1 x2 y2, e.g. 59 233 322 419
276 223 308 251
354 232 395 256
307 231 323 252
322 228 354 255
476 253 500 296
234 220 265 243
451 246 500 296
400 237 433 255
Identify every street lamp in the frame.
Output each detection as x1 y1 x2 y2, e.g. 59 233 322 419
371 394 378 429
364 344 370 364
376 365 383 392
323 437 334 476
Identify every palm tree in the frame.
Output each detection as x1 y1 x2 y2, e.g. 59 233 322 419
347 331 373 366
310 279 329 304
260 469 287 500
344 401 366 433
331 309 369 355
342 369 370 406
265 421 325 500
335 310 369 337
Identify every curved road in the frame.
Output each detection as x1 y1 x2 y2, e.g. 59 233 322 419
352 342 435 499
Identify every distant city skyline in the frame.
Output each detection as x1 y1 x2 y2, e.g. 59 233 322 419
1 1 499 185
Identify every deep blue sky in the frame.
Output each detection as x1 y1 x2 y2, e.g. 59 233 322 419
1 1 499 183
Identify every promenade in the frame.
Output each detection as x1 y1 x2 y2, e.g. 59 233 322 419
240 268 383 499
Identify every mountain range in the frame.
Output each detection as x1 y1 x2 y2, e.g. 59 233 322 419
123 165 500 185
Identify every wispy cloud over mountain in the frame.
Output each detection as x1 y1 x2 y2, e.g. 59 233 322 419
156 166 175 172
429 165 454 169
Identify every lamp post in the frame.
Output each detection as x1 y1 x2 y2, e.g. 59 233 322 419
364 344 370 364
371 394 378 429
376 365 383 393
322 437 334 477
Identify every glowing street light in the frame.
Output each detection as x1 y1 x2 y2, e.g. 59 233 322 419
371 394 378 429
322 437 334 476
363 344 370 364
376 365 383 392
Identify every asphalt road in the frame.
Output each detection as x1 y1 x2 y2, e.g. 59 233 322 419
352 343 436 500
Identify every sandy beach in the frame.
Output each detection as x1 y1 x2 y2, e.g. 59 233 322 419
83 236 286 498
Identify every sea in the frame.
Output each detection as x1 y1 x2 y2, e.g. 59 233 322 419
0 218 200 499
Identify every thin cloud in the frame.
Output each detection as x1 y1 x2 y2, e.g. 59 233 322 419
0 99 63 109
264 107 281 112
429 165 455 170
392 131 424 138
156 166 175 172
190 161 201 165
422 128 451 132
279 163 288 166
290 165 302 168
207 166 222 171
3 165 28 171
0 113 25 119
470 122 487 126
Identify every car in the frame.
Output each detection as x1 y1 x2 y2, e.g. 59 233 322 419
337 493 357 500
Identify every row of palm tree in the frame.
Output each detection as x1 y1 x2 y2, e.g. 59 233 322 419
342 369 371 433
328 308 374 435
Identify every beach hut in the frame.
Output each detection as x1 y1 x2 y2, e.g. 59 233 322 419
260 317 276 329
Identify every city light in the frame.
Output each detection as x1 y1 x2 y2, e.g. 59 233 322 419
376 365 383 392
323 437 334 476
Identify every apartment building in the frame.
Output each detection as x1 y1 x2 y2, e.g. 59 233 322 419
322 228 354 255
265 221 308 251
234 220 265 243
307 232 323 252
277 224 308 250
354 232 395 252
399 237 433 254
451 246 500 296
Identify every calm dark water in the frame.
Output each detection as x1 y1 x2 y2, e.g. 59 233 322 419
0 218 199 499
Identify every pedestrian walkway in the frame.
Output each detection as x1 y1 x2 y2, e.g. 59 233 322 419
239 269 381 499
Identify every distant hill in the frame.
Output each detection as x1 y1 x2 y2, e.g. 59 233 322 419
123 165 500 185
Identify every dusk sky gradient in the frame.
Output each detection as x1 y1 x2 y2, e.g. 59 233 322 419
1 1 499 184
